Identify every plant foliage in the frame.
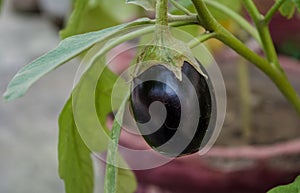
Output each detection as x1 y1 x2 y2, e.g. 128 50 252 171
268 176 300 193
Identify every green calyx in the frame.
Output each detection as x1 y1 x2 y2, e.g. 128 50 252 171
132 0 206 80
132 25 207 80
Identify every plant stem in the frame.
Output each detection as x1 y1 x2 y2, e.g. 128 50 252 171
243 0 262 20
169 0 193 15
259 26 280 68
203 0 261 45
243 0 280 69
264 0 289 24
191 0 219 32
155 0 170 43
191 0 300 114
188 32 217 48
238 59 251 142
168 14 198 22
156 0 168 26
218 31 300 114
104 97 127 193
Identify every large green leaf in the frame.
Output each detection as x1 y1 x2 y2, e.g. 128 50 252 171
60 0 119 39
3 18 151 102
95 66 125 128
59 63 136 193
58 98 94 193
126 0 156 11
72 58 124 152
102 0 143 21
61 0 142 39
268 176 300 193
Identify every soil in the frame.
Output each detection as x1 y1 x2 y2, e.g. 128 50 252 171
214 56 300 146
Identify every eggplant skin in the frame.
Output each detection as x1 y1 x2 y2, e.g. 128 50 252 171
130 61 214 157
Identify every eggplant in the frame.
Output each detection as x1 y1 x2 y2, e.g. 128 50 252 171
130 60 216 157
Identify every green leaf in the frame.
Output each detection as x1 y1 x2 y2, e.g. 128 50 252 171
59 62 135 193
101 0 142 21
3 18 151 102
207 0 242 21
61 0 142 39
93 58 136 193
296 0 300 12
277 0 300 18
95 66 125 129
115 165 137 193
60 0 119 39
126 0 156 11
0 0 2 12
279 0 296 19
72 58 125 152
267 175 300 193
58 98 94 193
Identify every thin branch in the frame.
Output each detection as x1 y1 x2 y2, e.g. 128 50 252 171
243 0 280 69
169 0 193 15
191 0 300 113
204 0 261 45
243 0 262 23
168 14 198 23
188 32 217 48
264 0 289 24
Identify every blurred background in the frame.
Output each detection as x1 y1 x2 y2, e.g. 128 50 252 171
1 0 300 193
0 1 74 193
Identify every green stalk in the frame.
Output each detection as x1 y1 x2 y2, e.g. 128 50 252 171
155 0 170 44
238 59 251 142
264 0 289 24
218 31 300 114
156 0 168 26
191 0 219 32
243 0 262 20
168 14 198 22
188 32 217 48
243 0 281 69
104 98 127 193
191 0 300 114
169 0 193 15
203 0 261 45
